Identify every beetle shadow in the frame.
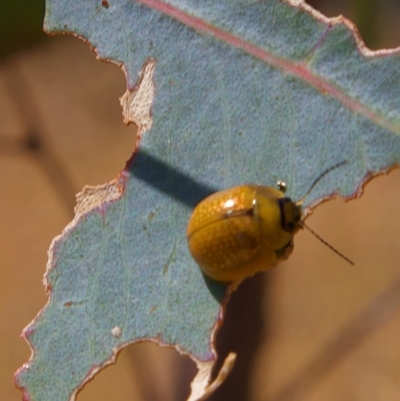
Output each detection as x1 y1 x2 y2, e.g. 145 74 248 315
202 275 229 303
129 149 218 209
129 149 229 301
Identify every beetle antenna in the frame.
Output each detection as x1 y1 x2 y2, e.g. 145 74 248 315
300 160 347 203
301 222 354 266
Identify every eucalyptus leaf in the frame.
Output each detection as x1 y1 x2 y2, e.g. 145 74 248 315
15 0 400 400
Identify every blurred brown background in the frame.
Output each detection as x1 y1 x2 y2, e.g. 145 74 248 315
1 0 400 400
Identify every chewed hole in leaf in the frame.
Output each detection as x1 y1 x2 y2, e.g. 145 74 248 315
307 0 400 49
77 342 196 401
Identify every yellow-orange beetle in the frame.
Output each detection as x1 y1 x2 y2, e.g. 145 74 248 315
186 162 352 283
187 185 301 282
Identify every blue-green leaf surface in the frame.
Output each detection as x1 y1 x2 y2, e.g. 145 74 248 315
16 0 400 400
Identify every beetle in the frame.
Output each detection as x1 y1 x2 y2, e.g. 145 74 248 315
186 162 352 283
